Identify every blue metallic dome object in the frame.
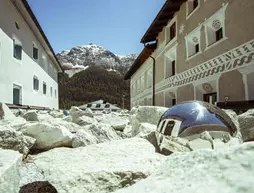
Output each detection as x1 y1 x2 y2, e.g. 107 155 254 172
157 101 237 138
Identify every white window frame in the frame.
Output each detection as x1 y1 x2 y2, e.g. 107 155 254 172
12 36 22 62
33 76 39 91
32 42 39 60
185 25 202 60
203 3 229 51
165 16 178 46
186 0 200 20
164 44 177 79
43 82 47 95
147 68 153 89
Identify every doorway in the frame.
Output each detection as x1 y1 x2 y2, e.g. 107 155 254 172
13 84 22 105
203 92 217 104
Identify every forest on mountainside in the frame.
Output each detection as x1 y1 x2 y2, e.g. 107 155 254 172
58 65 130 110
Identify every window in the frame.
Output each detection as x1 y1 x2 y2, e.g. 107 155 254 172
55 89 57 98
33 76 39 91
87 104 92 108
43 82 47 95
185 25 202 59
33 43 38 60
13 39 22 60
172 98 176 106
186 0 199 18
105 104 110 108
158 120 166 133
170 22 176 40
164 44 177 78
172 61 176 76
50 87 53 97
216 28 223 41
147 68 153 88
203 4 228 49
96 104 101 108
164 120 175 136
15 22 20 30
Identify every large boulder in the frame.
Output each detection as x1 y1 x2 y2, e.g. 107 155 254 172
85 123 121 143
98 114 129 131
49 111 64 118
114 142 254 193
72 129 99 148
22 138 165 193
223 109 240 130
22 111 39 122
0 148 22 193
130 106 168 136
0 125 35 156
238 109 254 142
73 115 97 126
21 122 73 151
70 106 94 121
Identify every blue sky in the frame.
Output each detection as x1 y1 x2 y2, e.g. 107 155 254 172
26 0 165 55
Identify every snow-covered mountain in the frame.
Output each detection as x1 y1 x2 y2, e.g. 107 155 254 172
57 43 138 75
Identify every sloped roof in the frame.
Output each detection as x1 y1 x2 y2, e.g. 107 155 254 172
124 43 157 80
20 0 64 72
141 0 187 44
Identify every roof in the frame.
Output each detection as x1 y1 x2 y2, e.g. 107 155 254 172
141 0 187 44
124 43 157 80
20 0 64 72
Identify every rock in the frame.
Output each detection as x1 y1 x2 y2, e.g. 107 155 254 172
123 125 132 136
25 138 165 193
137 123 156 135
0 125 35 156
99 114 129 131
72 129 99 148
21 122 73 151
45 118 82 133
187 138 213 150
73 115 97 126
62 115 72 122
223 109 240 130
0 148 22 193
22 111 39 121
238 109 254 142
37 113 55 122
0 103 4 120
0 103 16 120
115 131 129 139
19 181 57 193
159 136 190 155
130 106 168 136
70 106 94 122
85 123 121 143
114 142 254 193
49 111 64 118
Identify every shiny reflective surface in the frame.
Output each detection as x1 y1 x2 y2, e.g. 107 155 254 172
158 101 237 136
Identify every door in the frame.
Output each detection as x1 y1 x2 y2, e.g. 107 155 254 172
13 85 21 105
203 92 217 104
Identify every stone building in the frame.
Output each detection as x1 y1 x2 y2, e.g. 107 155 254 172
0 0 63 109
125 0 254 108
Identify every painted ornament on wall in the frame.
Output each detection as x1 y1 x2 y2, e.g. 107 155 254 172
202 83 213 93
179 24 185 34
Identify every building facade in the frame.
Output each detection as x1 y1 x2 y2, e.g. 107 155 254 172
0 0 63 109
125 0 254 108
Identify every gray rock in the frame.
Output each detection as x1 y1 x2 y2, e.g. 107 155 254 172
0 148 22 193
72 129 99 148
0 125 35 156
85 123 121 143
22 122 73 151
130 106 168 136
24 138 165 193
22 111 39 122
238 109 254 142
114 142 254 193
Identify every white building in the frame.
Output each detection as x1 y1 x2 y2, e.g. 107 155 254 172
0 0 63 109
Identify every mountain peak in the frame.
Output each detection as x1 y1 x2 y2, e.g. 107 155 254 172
57 44 138 75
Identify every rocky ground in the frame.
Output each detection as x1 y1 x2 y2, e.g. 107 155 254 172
0 103 254 193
